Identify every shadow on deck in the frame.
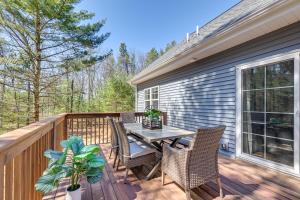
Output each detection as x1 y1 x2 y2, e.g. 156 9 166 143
44 143 300 200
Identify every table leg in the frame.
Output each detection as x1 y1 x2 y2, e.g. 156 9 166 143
151 141 163 151
146 160 161 180
170 138 180 147
145 138 180 180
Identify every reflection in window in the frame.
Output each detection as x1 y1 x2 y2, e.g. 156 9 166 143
266 88 293 113
266 138 294 166
243 133 264 158
241 59 294 167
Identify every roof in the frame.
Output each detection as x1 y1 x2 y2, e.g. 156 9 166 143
130 0 294 84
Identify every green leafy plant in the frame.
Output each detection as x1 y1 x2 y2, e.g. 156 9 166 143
144 108 161 120
35 136 105 193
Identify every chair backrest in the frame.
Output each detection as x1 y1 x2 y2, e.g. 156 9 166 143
187 126 226 185
115 121 131 162
120 112 136 123
107 117 118 148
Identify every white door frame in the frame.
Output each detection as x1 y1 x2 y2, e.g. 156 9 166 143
236 52 300 175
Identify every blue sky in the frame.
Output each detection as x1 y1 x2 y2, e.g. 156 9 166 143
77 0 240 55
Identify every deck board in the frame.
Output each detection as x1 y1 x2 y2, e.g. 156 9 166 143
45 143 300 200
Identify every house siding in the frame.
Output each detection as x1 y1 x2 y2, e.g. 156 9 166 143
136 21 300 156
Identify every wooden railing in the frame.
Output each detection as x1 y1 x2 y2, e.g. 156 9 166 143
66 112 167 145
0 112 167 200
0 113 67 200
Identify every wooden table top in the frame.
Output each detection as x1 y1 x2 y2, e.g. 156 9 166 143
124 123 195 143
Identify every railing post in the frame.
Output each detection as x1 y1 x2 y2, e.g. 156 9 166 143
162 112 168 125
53 121 57 150
63 115 68 140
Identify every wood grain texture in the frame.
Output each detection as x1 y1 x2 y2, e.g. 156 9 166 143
0 114 67 200
0 112 166 200
45 143 300 200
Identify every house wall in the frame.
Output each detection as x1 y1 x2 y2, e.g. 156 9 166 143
136 21 300 156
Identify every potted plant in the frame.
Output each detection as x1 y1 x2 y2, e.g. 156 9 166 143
144 108 161 120
35 136 105 200
143 108 162 129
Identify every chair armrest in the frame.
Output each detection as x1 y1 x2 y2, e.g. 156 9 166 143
162 144 189 186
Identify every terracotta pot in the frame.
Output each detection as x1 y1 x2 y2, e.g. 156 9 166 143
66 185 81 200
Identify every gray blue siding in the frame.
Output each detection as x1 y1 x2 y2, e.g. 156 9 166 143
136 22 300 156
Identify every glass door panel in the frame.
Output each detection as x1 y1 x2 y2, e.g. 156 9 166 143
242 59 294 167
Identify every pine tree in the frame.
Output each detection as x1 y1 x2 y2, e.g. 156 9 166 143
145 48 159 67
117 43 130 74
0 0 110 121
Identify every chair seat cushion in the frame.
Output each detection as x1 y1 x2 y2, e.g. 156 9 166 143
129 141 156 158
178 136 193 147
128 135 137 143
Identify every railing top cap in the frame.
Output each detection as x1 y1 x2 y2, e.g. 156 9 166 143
0 113 67 153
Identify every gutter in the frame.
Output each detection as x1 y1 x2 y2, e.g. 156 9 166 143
130 0 299 85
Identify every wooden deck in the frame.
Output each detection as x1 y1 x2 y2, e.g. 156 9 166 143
44 143 300 200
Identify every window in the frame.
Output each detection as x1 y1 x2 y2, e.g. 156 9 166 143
242 59 294 166
236 52 300 174
144 86 159 109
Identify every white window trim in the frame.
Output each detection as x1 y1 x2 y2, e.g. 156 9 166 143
236 52 300 175
144 86 159 110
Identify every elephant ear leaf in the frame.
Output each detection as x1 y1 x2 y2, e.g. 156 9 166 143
80 144 100 154
65 136 85 155
35 174 59 193
88 156 105 168
85 167 103 176
87 173 103 184
44 150 63 160
60 139 69 148
74 152 95 161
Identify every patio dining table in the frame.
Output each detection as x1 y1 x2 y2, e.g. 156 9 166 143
124 123 195 180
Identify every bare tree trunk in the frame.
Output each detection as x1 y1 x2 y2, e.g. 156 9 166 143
66 69 70 112
70 79 74 112
0 75 6 128
26 81 31 125
77 73 84 112
12 78 20 128
33 4 42 122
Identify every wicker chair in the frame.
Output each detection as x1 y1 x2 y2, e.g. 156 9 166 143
107 117 120 168
161 126 226 200
115 121 156 183
120 112 136 123
107 117 138 169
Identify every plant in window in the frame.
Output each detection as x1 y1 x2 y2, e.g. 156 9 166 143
35 136 105 200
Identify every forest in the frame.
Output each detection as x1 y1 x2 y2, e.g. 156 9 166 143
0 0 176 134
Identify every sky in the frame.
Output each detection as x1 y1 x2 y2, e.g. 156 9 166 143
77 0 240 56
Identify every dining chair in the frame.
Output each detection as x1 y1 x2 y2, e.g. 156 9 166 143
161 126 226 200
107 117 138 169
114 121 157 183
120 112 136 123
107 117 119 168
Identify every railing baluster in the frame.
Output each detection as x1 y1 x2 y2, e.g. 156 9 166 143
106 118 109 143
4 160 13 200
85 118 88 145
76 118 78 136
102 117 104 144
98 117 101 144
14 155 21 200
0 156 4 200
93 118 97 144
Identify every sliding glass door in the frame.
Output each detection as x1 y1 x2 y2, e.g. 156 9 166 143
241 59 297 168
